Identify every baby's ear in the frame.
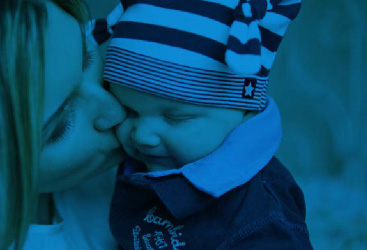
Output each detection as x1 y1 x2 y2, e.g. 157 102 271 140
242 110 258 122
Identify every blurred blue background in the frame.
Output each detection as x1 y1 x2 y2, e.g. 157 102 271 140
87 0 367 248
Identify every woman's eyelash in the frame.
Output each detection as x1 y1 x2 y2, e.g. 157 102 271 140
47 105 75 144
83 48 94 70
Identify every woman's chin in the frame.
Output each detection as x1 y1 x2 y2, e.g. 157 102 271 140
96 147 127 174
39 147 126 193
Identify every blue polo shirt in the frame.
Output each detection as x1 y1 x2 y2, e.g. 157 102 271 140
109 98 313 249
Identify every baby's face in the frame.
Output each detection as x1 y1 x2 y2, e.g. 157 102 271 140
111 85 246 172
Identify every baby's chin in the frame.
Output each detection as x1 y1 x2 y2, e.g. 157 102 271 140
144 162 180 173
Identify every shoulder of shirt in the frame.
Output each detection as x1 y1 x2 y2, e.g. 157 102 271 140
213 157 312 249
216 212 313 250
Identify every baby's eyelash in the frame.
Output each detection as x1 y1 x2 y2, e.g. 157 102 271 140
164 114 196 124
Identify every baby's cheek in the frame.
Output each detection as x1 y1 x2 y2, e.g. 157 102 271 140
165 136 193 165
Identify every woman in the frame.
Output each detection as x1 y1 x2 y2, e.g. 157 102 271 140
0 0 125 249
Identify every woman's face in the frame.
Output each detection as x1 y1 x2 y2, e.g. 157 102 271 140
40 2 125 192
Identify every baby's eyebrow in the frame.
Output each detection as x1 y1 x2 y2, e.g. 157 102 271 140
163 105 200 113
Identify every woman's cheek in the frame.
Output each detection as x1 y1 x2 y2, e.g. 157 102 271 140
116 120 131 147
39 118 97 185
39 146 78 192
39 140 99 192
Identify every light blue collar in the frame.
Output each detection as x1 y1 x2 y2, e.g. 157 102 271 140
144 97 282 198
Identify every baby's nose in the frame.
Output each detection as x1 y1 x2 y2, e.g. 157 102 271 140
131 122 160 148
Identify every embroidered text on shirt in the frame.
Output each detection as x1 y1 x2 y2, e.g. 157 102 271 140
140 207 186 249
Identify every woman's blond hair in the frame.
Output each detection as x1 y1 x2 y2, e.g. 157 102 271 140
0 0 87 249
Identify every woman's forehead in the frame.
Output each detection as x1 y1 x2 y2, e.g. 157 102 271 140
43 1 82 125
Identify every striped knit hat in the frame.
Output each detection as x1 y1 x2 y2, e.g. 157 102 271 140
85 4 124 46
103 0 301 111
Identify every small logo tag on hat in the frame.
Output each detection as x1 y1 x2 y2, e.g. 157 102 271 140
242 78 257 99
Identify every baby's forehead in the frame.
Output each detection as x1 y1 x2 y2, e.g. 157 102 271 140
111 84 207 112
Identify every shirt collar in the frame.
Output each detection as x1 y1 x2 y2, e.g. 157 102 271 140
119 160 215 219
145 97 282 198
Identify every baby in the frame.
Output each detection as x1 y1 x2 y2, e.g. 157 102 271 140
101 0 313 249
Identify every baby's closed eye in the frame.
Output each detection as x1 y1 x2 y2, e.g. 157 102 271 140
163 113 197 123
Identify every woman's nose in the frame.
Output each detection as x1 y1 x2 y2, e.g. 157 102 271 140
131 121 160 148
93 91 125 131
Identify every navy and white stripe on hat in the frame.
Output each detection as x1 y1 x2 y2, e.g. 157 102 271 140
103 0 301 111
85 3 124 46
